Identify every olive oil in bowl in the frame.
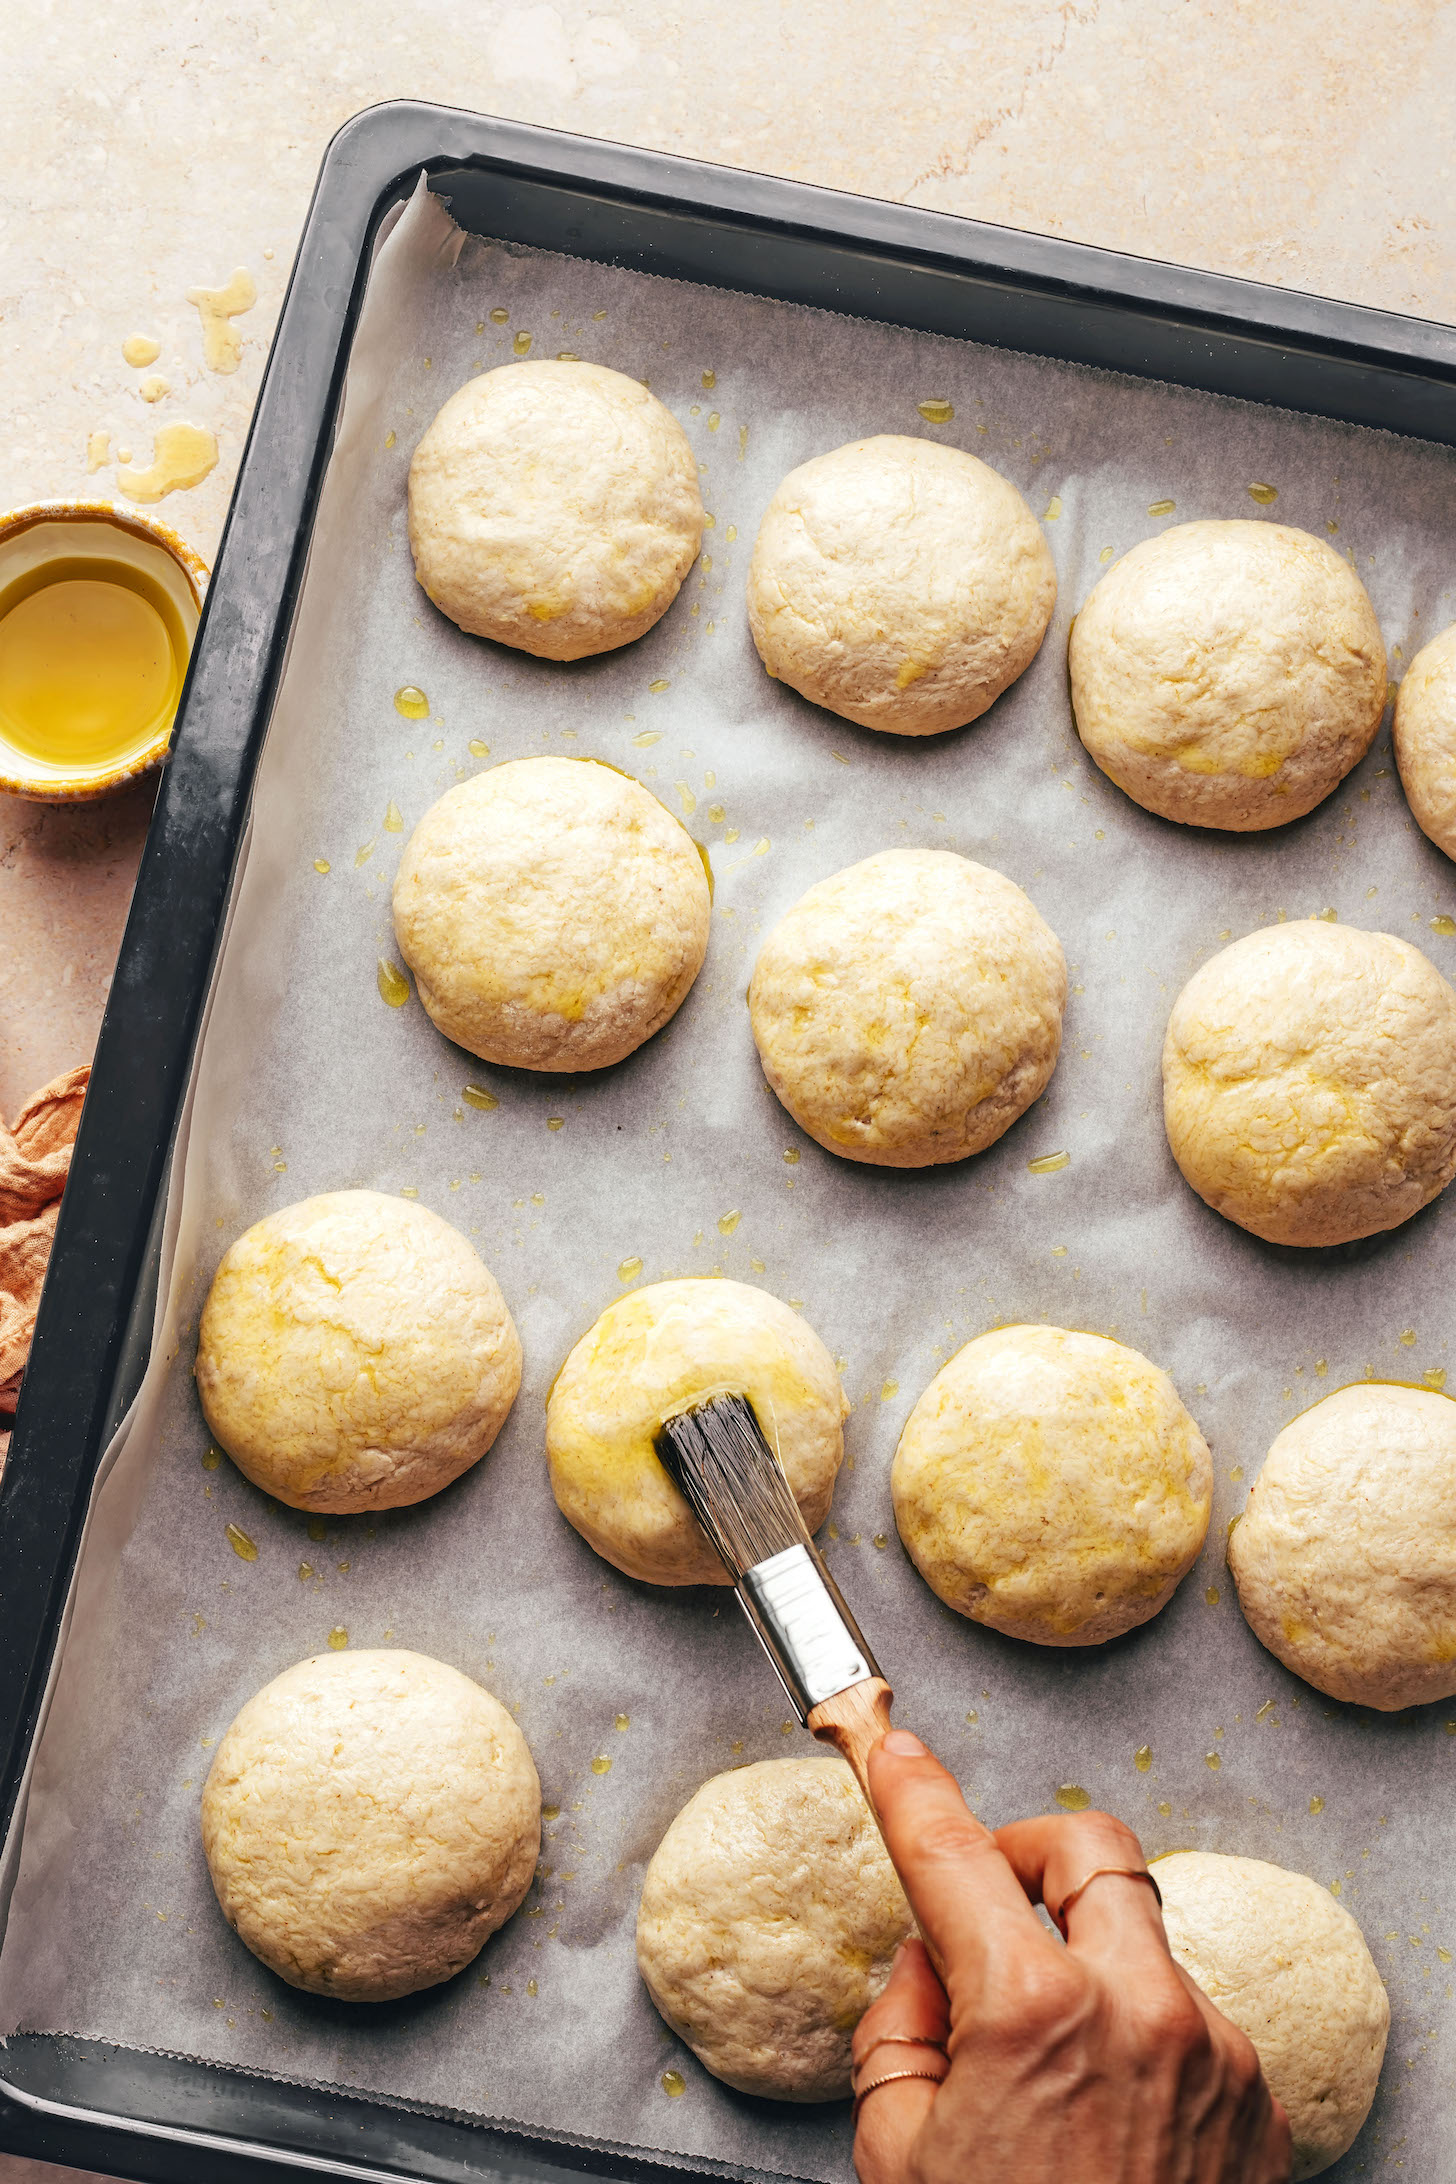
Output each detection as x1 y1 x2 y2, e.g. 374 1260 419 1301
0 556 188 773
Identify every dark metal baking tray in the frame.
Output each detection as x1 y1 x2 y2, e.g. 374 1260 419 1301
2 96 1454 2184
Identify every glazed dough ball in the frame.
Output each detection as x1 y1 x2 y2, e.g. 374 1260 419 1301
1157 1852 1388 2178
1163 921 1456 1247
1069 521 1386 830
195 1190 521 1513
1394 620 1456 860
748 849 1066 1168
392 757 710 1072
547 1278 846 1586
746 435 1056 735
637 1758 912 2100
892 1324 1211 1645
408 361 702 659
1230 1382 1456 1710
202 1650 540 2002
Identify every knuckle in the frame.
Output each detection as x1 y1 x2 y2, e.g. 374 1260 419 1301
1127 1978 1212 2058
992 1956 1091 2040
1062 1810 1146 1864
1220 2023 1265 2097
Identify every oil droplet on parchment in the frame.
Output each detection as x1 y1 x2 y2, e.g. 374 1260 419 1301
881 1381 898 1401
327 1627 349 1651
383 799 403 832
1205 1751 1221 1770
1432 915 1456 938
1425 1368 1447 1391
187 268 257 373
122 334 161 368
1134 1744 1152 1773
1055 1784 1091 1811
201 1448 222 1472
225 1523 258 1562
115 424 218 503
313 858 330 874
917 397 953 424
649 678 670 694
1148 498 1176 517
1310 1795 1325 1814
591 1754 612 1775
139 375 169 404
615 1713 630 1731
1247 482 1278 505
1028 1151 1070 1174
469 738 489 757
1043 496 1062 520
377 959 410 1007
701 369 716 389
1205 1586 1221 1606
542 1804 561 1821
547 1117 565 1132
394 685 429 719
617 1256 643 1283
513 330 533 356
783 1149 800 1164
662 2071 686 2097
463 1084 498 1111
718 1209 741 1235
85 430 110 473
385 430 397 449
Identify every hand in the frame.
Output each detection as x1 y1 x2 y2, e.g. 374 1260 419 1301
853 1729 1291 2184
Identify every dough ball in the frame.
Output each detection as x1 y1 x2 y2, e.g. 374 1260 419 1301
202 1649 540 2002
1394 619 1456 860
1069 521 1386 830
748 848 1066 1168
636 1757 912 2100
546 1278 846 1586
392 757 710 1072
196 1190 521 1514
408 361 702 659
892 1324 1211 1645
1157 1851 1388 2178
1230 1382 1456 1710
746 435 1056 735
1163 921 1456 1247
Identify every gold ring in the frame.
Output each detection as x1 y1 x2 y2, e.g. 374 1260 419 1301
852 2060 950 2123
1049 1864 1163 1932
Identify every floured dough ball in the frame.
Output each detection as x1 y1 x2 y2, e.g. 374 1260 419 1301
1163 921 1456 1247
202 1650 540 2001
1157 1852 1388 2178
892 1324 1211 1645
408 360 702 659
748 848 1066 1168
196 1190 521 1513
747 435 1056 735
637 1758 912 2100
1069 521 1386 829
1230 1382 1456 1710
547 1278 846 1585
393 757 709 1071
1394 620 1456 860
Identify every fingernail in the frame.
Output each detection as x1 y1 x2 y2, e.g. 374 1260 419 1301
882 1728 928 1757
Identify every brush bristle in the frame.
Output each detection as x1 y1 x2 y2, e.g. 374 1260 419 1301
654 1394 810 1579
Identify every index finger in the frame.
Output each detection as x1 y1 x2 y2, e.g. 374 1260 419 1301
866 1730 1058 1983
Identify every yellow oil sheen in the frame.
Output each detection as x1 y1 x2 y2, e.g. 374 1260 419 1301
0 556 186 771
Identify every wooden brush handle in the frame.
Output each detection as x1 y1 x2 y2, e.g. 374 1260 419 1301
809 1677 947 1983
808 1676 895 1810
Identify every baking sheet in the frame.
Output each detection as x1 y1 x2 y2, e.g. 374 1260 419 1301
4 177 1456 2180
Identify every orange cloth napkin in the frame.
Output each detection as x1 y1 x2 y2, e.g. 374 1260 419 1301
0 1065 90 1469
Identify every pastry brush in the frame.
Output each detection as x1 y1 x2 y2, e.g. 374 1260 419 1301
655 1393 895 1809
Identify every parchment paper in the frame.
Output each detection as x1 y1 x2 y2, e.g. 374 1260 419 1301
3 178 1456 2180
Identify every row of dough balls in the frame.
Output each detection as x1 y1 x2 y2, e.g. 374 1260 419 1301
391 753 1456 1245
200 1651 1386 2176
408 356 1456 853
195 1207 1456 1714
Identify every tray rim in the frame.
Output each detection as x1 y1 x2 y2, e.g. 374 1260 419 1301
3 92 1455 2184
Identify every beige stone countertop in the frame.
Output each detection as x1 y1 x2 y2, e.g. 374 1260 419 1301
4 3 1456 2179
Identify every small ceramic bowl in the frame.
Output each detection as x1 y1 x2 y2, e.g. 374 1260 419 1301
0 500 209 803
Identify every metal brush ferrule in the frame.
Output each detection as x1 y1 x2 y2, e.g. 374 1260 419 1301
738 1543 879 1721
